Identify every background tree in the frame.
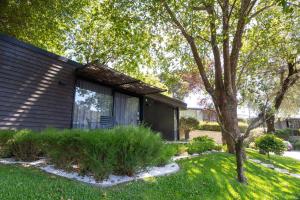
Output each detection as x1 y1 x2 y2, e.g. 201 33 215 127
239 5 300 133
118 0 296 183
0 0 88 55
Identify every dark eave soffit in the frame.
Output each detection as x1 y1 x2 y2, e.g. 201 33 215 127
75 62 165 95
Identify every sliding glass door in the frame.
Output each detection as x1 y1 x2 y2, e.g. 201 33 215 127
72 80 140 129
114 92 140 126
72 80 113 129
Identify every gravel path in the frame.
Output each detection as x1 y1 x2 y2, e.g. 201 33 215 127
283 151 300 161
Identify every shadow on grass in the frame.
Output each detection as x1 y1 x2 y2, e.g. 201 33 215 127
247 149 300 174
1 153 300 200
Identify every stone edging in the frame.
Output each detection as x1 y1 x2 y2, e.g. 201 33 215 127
249 159 300 179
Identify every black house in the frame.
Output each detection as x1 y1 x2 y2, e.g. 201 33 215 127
0 35 186 140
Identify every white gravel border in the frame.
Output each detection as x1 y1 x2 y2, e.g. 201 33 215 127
249 158 300 179
0 158 179 187
0 151 213 187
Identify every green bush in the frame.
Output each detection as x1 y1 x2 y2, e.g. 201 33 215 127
198 121 248 133
8 130 43 161
294 140 300 150
0 126 170 180
0 130 16 158
255 134 286 157
165 143 188 156
274 128 293 140
109 126 165 176
188 136 218 154
180 117 199 131
244 128 265 147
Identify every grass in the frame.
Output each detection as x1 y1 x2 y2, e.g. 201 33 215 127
1 152 300 200
247 148 300 174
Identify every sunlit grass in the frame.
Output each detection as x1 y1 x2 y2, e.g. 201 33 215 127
0 152 300 200
247 148 300 174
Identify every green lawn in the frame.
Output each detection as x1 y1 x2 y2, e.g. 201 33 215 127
247 149 300 174
1 152 300 200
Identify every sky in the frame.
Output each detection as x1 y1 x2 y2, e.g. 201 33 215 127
183 93 300 119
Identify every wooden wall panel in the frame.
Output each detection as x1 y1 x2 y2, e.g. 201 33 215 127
0 35 80 130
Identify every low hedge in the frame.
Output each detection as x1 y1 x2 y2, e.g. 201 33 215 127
0 126 170 180
198 121 248 133
0 130 16 158
188 136 221 154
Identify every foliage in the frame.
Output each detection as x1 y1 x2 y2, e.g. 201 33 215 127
244 128 265 147
1 152 300 200
274 128 294 140
165 143 188 156
0 130 16 158
0 126 170 180
239 5 300 118
0 0 88 55
198 121 248 133
255 134 286 157
294 140 300 150
179 117 199 132
187 136 218 154
9 130 43 161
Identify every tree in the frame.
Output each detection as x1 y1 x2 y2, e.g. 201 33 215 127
117 0 296 183
239 5 300 133
0 0 88 55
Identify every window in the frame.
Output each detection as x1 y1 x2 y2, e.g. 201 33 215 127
114 92 140 126
72 80 113 129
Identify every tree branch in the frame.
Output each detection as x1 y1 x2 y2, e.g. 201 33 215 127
205 4 224 93
249 3 276 20
230 0 256 94
163 1 215 96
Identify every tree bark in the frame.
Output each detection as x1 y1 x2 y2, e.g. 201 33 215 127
266 113 275 133
222 131 236 153
235 138 246 183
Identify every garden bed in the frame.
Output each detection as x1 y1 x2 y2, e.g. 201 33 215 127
0 157 180 187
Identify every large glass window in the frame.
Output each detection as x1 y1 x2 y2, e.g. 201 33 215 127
72 80 113 129
114 92 140 126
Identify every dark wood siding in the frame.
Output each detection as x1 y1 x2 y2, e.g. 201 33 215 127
143 97 176 140
0 37 79 130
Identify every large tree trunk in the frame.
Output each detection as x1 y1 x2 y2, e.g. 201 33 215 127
219 100 246 182
222 130 235 153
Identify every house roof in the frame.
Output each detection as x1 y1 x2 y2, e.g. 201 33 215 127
146 93 187 109
75 61 166 95
1 34 187 108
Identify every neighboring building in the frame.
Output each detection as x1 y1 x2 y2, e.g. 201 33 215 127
0 34 186 140
275 118 300 130
180 108 218 122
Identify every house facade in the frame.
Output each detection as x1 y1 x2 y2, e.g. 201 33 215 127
0 34 186 140
180 108 218 122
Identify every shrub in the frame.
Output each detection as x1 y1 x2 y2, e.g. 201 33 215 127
0 126 170 180
274 128 293 140
198 121 248 133
255 134 286 158
294 140 300 150
180 117 199 130
165 143 188 156
180 117 199 140
9 130 43 161
244 128 265 147
44 126 168 179
109 126 165 176
188 136 218 154
0 130 16 158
